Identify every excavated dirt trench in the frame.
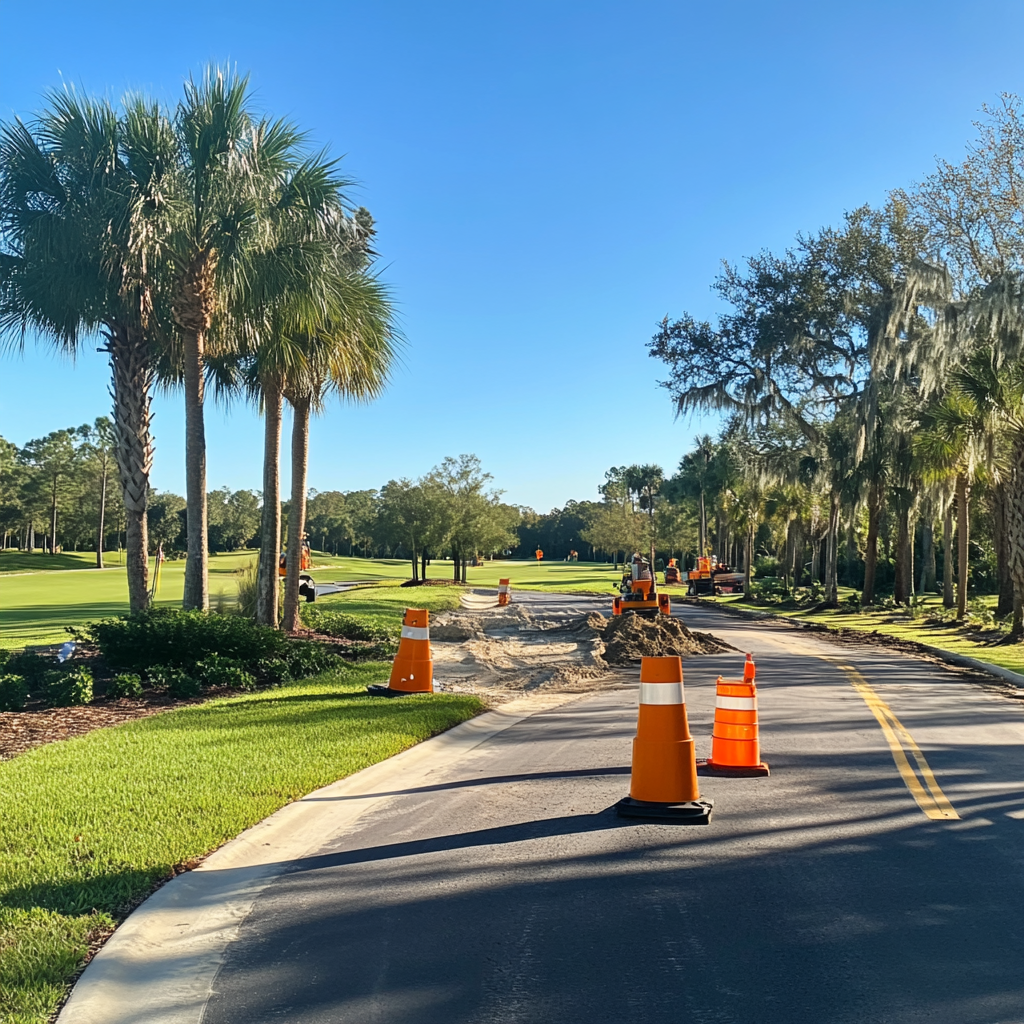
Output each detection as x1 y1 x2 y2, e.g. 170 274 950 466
429 600 731 696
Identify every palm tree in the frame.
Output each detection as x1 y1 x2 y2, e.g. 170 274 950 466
0 92 174 612
280 216 397 632
166 67 315 611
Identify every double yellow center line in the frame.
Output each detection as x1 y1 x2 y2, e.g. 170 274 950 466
826 659 959 821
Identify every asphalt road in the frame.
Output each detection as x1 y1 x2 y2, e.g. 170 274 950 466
201 594 1024 1024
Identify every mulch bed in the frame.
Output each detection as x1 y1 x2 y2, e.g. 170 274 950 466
399 578 466 587
0 692 209 762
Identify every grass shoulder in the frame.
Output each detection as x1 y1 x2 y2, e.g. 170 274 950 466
0 661 482 1023
696 590 1024 676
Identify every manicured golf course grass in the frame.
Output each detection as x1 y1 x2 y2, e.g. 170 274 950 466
0 663 482 1024
0 553 625 649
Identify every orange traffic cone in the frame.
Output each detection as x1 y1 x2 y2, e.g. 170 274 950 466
701 653 769 777
617 656 713 823
367 608 434 697
498 578 511 606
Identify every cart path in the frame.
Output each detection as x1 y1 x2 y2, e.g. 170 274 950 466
191 595 1024 1024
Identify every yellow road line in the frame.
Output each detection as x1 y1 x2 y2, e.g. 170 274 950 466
827 660 959 821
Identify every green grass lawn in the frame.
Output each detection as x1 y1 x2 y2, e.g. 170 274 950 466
0 662 482 1024
0 554 625 649
704 590 1024 676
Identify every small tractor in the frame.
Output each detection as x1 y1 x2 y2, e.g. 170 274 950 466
613 553 671 617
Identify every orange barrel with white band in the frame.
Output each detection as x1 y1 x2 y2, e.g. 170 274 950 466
616 656 713 823
498 579 511 606
703 653 769 776
366 609 434 697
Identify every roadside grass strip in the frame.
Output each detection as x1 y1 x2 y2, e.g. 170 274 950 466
0 664 482 1024
827 659 959 821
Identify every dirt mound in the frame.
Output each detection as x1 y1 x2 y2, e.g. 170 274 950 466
593 612 730 665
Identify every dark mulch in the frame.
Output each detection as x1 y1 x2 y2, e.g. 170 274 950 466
0 692 209 762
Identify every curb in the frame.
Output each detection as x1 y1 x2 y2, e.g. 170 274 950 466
685 599 1024 695
56 691 585 1024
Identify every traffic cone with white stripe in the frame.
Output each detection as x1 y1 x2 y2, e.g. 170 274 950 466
498 579 511 606
701 653 769 776
617 655 713 823
367 609 434 697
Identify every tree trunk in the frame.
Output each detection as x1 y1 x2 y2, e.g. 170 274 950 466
956 473 970 621
698 490 707 556
826 493 840 605
919 518 935 595
96 460 108 569
894 504 911 606
182 328 209 611
942 501 955 609
1006 432 1024 639
283 396 311 632
421 550 428 579
50 476 58 556
993 482 1015 617
743 522 753 595
256 383 283 627
410 544 419 582
109 324 153 613
862 481 881 606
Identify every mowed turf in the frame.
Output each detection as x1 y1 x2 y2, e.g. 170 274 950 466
0 554 625 649
0 663 482 1024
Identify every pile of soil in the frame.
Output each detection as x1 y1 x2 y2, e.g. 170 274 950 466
589 611 730 665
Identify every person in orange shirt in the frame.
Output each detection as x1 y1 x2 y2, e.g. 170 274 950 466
535 547 543 561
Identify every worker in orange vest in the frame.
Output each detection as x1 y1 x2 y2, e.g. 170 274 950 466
535 547 543 561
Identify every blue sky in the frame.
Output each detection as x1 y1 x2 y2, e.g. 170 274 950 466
2 0 1023 511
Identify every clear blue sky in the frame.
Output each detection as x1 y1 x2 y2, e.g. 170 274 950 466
2 0 1023 511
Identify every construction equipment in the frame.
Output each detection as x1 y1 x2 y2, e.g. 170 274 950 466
613 553 671 617
686 555 743 596
664 558 682 586
279 539 312 577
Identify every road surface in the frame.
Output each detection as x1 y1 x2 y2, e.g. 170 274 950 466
194 593 1024 1024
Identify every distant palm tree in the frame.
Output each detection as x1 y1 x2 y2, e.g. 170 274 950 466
281 223 397 631
0 92 175 612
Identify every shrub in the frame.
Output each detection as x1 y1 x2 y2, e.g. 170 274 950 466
86 609 289 673
253 658 291 688
0 649 8 670
5 650 52 686
234 559 259 620
0 674 28 712
107 673 144 699
286 641 344 679
146 665 201 698
968 598 995 627
42 667 93 708
301 607 399 644
194 655 257 691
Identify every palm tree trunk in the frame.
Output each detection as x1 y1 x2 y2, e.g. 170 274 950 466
96 459 107 569
993 482 1015 618
109 324 152 614
50 477 58 555
743 522 753 594
283 396 311 632
956 473 970 621
182 328 209 611
826 492 840 605
698 490 707 556
919 519 935 595
256 383 283 626
862 481 881 605
894 505 911 606
942 501 955 609
1005 433 1024 639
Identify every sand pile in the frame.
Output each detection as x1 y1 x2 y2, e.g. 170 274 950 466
589 612 730 665
429 601 729 694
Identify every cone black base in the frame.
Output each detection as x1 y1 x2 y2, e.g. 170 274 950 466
615 797 713 824
697 758 770 777
366 684 422 698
